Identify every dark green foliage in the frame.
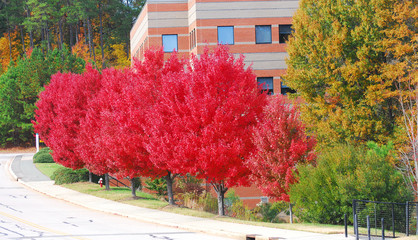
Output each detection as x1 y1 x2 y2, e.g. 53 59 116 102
0 47 84 147
33 147 52 161
289 143 413 224
51 167 89 185
33 153 53 163
145 177 167 197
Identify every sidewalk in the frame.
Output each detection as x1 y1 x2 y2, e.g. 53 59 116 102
9 154 354 240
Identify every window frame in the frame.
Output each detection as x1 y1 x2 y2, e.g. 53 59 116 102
255 25 272 44
280 81 296 95
217 26 234 45
162 34 178 53
257 77 274 95
279 24 292 44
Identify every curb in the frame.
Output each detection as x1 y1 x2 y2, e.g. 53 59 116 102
7 155 19 181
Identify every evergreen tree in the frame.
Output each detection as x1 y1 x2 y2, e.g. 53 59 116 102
0 47 84 146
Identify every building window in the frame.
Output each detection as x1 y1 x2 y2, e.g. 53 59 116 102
257 77 274 95
218 26 234 45
162 34 178 52
281 82 296 95
279 25 292 44
255 25 271 44
260 197 269 204
190 29 196 50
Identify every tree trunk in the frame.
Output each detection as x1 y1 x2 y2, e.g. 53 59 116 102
69 24 73 50
165 171 175 205
129 178 136 197
89 171 92 182
87 17 95 62
20 25 26 54
7 27 12 61
76 22 79 43
83 19 88 45
99 2 105 69
59 19 64 50
105 173 110 190
46 21 51 51
55 26 60 49
25 8 34 48
212 182 228 216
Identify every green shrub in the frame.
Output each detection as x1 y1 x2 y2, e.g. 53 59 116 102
51 168 89 185
33 153 54 163
33 147 54 163
145 177 167 197
289 143 413 224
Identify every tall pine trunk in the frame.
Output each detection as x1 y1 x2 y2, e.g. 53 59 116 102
165 171 175 205
20 25 25 54
99 2 105 69
87 17 95 62
212 182 228 216
7 27 12 61
25 8 34 48
59 19 64 50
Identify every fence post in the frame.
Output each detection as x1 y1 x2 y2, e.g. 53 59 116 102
355 214 359 240
392 203 395 238
407 201 410 236
367 215 371 240
416 203 418 235
382 217 385 240
345 213 348 238
353 200 357 235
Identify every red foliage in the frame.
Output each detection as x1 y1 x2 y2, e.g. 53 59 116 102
249 95 316 202
78 67 160 179
34 65 102 169
186 46 266 188
146 46 266 214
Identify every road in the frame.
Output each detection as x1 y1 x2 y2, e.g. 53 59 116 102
0 154 232 240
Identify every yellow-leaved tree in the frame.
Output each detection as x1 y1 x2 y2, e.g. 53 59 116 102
285 0 417 148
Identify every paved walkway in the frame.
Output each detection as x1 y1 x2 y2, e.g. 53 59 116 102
8 154 355 240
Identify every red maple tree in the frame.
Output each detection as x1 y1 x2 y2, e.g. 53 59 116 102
146 46 266 215
249 95 316 202
78 67 161 195
134 49 187 204
34 66 102 169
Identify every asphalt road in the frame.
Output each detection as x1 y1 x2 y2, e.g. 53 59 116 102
0 154 232 240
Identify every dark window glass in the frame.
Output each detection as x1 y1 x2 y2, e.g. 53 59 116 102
218 26 234 45
255 25 272 44
280 82 296 95
257 77 274 95
162 34 178 52
279 25 292 44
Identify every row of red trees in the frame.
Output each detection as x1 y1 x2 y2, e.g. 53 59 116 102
34 46 316 215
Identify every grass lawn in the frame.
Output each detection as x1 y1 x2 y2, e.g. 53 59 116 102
35 163 65 178
35 162 350 235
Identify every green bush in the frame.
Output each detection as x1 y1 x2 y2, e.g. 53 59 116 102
145 177 167 197
33 147 54 163
289 143 413 224
51 167 89 185
33 153 54 163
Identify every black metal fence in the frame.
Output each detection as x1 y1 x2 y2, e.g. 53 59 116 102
352 200 411 239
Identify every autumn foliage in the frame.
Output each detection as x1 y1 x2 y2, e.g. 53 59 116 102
34 65 101 169
34 46 315 215
249 95 316 202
